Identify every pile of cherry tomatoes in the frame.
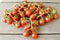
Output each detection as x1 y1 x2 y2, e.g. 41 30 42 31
3 1 59 39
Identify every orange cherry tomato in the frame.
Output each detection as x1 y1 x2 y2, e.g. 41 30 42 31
32 33 38 39
23 32 30 37
54 13 59 19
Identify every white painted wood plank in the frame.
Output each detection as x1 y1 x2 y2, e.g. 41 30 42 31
0 3 60 33
0 35 60 40
0 0 60 2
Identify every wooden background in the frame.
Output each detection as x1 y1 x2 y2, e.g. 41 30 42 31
0 0 60 40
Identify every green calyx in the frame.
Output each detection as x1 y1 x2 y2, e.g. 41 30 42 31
5 9 13 14
50 8 56 15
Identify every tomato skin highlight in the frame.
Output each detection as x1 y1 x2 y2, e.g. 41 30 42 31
3 18 7 23
54 13 59 19
23 32 30 37
32 34 38 39
45 16 51 23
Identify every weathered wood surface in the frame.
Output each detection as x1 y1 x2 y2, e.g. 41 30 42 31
0 35 60 40
0 0 60 2
0 3 60 34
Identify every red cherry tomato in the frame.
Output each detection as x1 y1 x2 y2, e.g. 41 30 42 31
28 6 34 10
32 34 38 39
7 20 12 24
12 10 18 16
15 22 21 28
14 7 18 11
30 15 36 20
45 16 51 23
20 8 24 11
38 19 45 26
20 18 27 26
23 32 30 37
54 13 59 19
24 26 30 30
14 17 19 21
32 24 37 27
3 18 7 23
26 10 31 17
21 20 27 26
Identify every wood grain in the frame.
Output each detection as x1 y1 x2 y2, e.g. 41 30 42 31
0 3 60 34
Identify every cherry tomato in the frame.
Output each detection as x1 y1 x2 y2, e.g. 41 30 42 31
15 22 21 28
6 14 12 20
21 20 27 26
45 16 51 23
5 15 13 24
30 15 36 20
9 15 12 19
14 15 20 21
26 10 31 17
39 11 44 15
23 32 30 37
14 7 18 11
32 33 38 39
12 10 18 16
38 19 45 26
32 24 37 27
20 8 24 11
20 18 27 26
28 6 34 10
7 20 12 24
24 26 30 30
54 13 59 19
3 18 7 23
14 17 19 21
